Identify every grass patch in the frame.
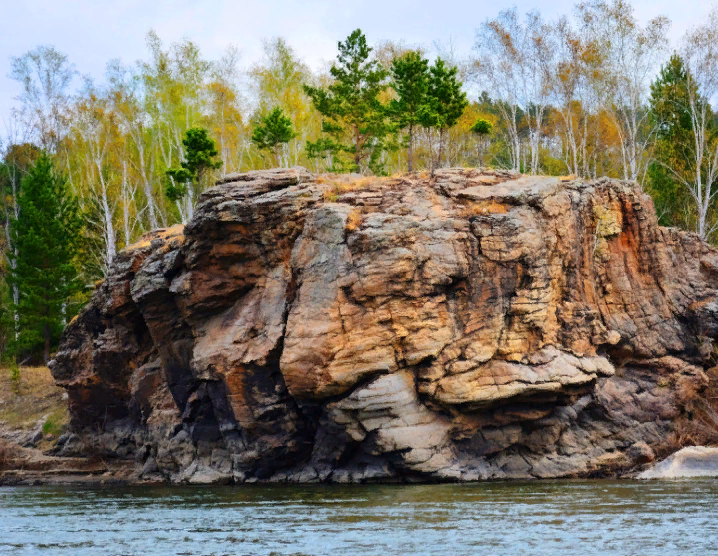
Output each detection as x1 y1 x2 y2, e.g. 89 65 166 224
42 405 68 436
0 366 69 435
462 199 508 217
345 208 363 232
318 173 404 202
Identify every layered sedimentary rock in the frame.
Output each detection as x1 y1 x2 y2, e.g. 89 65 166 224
50 167 718 483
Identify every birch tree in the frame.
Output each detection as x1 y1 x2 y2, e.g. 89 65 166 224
551 16 603 177
576 0 670 183
72 83 118 272
676 9 718 239
10 45 76 153
251 38 317 168
474 11 523 171
107 61 160 231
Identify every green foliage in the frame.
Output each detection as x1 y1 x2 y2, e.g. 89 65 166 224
419 58 468 172
470 118 493 168
647 54 705 228
0 282 15 359
389 51 430 172
9 363 20 384
165 127 222 202
42 413 64 436
251 107 297 166
471 118 493 136
304 29 390 174
8 153 83 363
8 362 20 395
305 137 344 172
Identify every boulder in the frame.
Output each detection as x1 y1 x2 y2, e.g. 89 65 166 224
639 446 718 478
49 167 718 483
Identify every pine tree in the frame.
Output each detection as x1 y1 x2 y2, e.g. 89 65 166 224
420 58 468 174
9 153 82 363
165 127 222 203
304 29 390 174
389 51 429 172
647 54 703 228
251 107 297 167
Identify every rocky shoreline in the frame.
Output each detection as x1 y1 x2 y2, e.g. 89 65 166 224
4 167 718 485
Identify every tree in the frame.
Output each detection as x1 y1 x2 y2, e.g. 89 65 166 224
143 31 213 224
10 45 76 152
389 51 430 172
420 58 468 174
550 16 603 178
474 11 524 171
165 127 222 221
9 153 82 363
210 44 244 175
576 0 670 183
471 119 492 135
251 107 297 167
647 54 697 228
471 118 493 165
72 80 121 274
250 38 315 169
304 29 390 174
676 9 718 239
475 9 554 175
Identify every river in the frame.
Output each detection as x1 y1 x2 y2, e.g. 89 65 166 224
1 480 717 555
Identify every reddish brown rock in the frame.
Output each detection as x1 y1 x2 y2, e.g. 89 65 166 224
50 167 718 483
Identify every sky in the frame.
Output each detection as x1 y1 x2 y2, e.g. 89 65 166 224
0 0 716 128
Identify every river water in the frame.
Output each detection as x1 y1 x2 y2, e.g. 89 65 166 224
1 480 717 555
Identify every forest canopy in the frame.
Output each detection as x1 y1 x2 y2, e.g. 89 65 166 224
4 0 718 361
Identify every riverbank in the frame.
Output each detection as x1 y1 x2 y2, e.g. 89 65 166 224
0 366 69 447
0 366 133 486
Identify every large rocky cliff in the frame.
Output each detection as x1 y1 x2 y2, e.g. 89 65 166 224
50 168 718 483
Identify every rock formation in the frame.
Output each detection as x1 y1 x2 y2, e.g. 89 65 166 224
639 446 718 478
50 167 718 483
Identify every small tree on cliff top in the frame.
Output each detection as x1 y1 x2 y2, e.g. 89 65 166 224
9 153 82 363
304 29 390 174
165 127 221 221
251 107 297 167
389 51 430 172
165 127 221 202
420 58 468 175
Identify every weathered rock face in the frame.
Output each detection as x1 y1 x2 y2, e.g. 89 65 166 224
50 167 718 483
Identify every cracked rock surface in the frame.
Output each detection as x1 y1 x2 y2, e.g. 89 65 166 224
50 167 718 483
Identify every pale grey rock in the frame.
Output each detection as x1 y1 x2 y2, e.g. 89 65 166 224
639 446 718 478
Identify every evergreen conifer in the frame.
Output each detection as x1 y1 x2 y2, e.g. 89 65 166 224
166 127 222 202
304 29 389 174
389 51 430 172
420 58 468 174
251 107 297 167
648 54 708 228
9 153 82 363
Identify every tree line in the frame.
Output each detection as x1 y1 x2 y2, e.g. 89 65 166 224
3 0 718 362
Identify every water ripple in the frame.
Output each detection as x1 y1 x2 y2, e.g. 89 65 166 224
1 480 717 555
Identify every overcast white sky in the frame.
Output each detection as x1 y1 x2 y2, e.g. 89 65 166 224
0 0 716 125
